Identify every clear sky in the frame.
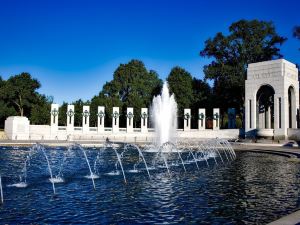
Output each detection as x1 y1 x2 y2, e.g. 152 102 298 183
0 0 299 104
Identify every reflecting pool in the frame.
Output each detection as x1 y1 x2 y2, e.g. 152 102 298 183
0 146 299 224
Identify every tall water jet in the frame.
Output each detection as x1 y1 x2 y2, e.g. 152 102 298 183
151 82 177 146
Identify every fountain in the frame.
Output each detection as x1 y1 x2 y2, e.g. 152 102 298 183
151 81 177 146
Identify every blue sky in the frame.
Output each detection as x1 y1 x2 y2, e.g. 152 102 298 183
0 0 299 104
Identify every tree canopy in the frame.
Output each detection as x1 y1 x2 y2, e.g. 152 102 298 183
167 66 194 114
0 73 41 117
293 26 300 39
91 59 162 127
0 73 52 128
200 19 286 110
293 26 300 50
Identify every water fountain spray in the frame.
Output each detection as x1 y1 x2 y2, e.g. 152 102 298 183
0 176 3 204
151 81 177 147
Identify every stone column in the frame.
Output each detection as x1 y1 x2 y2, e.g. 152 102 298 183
227 108 236 129
82 106 90 133
198 108 206 130
126 107 134 133
252 97 257 130
112 107 120 133
282 93 289 138
266 106 271 129
50 104 59 135
213 108 220 130
183 109 191 131
258 105 265 128
97 106 105 133
66 105 74 134
141 108 148 133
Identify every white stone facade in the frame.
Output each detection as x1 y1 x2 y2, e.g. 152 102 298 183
4 116 30 140
4 106 240 141
245 59 299 139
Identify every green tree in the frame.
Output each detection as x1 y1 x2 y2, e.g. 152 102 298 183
190 78 212 128
167 66 194 114
0 76 17 128
30 95 53 125
200 19 286 111
0 73 41 117
293 26 300 39
58 102 68 126
95 59 162 127
72 99 89 126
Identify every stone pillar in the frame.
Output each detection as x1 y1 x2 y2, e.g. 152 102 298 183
50 104 59 134
198 108 206 130
213 108 220 130
82 106 90 133
141 108 148 133
112 107 120 133
258 106 265 128
66 105 75 134
227 108 236 129
126 107 134 133
282 93 289 138
252 97 257 130
274 95 280 130
183 109 191 131
266 106 271 129
97 106 105 133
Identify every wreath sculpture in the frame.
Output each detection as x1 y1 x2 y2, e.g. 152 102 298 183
141 112 148 119
51 108 59 117
82 110 90 118
213 113 219 120
184 113 191 120
67 109 74 117
97 111 105 118
126 112 134 119
112 111 119 118
198 113 205 120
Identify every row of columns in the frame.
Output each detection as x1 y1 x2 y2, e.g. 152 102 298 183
50 104 149 133
51 104 235 133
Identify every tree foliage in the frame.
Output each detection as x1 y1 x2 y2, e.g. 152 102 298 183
0 73 52 128
30 95 53 125
0 73 41 116
167 66 194 114
200 19 286 111
293 26 300 39
91 59 162 127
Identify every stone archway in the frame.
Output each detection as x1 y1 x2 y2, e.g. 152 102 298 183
256 85 275 129
245 59 299 139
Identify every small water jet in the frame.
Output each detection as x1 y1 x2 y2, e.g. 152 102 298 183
0 176 3 204
75 144 98 189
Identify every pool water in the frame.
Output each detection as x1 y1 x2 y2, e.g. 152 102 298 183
0 146 299 224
